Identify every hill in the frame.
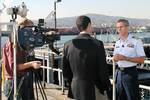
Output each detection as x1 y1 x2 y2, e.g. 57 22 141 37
40 13 150 28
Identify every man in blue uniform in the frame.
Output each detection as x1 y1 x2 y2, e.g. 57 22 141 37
113 19 145 100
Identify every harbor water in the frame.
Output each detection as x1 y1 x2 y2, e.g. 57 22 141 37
57 32 150 45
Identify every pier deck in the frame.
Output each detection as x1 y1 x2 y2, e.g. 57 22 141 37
2 83 72 100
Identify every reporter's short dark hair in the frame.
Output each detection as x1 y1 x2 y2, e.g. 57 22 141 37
117 19 129 26
76 15 91 32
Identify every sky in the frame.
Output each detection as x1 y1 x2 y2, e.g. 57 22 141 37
0 0 150 22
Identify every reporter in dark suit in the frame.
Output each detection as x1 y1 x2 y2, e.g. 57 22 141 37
63 15 111 100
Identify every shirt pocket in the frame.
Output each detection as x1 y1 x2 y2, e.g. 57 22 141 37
123 47 135 57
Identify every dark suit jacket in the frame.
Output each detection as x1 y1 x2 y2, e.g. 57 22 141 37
63 34 111 100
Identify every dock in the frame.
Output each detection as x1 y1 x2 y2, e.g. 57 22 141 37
2 83 72 100
34 83 69 100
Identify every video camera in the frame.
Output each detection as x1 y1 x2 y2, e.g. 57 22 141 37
18 19 60 55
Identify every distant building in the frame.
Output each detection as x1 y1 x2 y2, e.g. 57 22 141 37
138 26 150 32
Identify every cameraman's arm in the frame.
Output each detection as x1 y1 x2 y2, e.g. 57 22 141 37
17 61 41 71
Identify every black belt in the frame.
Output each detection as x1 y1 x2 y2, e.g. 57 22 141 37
117 66 136 72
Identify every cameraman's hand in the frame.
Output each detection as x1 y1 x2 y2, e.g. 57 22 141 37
31 61 41 69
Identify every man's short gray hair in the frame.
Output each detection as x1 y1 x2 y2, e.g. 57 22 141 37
117 19 129 26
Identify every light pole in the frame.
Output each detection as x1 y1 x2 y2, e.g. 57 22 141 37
54 0 61 29
54 0 61 47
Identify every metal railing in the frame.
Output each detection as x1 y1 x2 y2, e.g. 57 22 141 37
34 50 64 92
35 50 150 100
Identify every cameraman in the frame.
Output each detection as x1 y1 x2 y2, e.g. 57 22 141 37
2 19 41 100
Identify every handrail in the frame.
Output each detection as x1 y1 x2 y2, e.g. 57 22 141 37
139 85 150 91
106 57 116 100
0 22 15 25
144 60 150 64
40 66 62 72
34 49 57 55
35 51 150 100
